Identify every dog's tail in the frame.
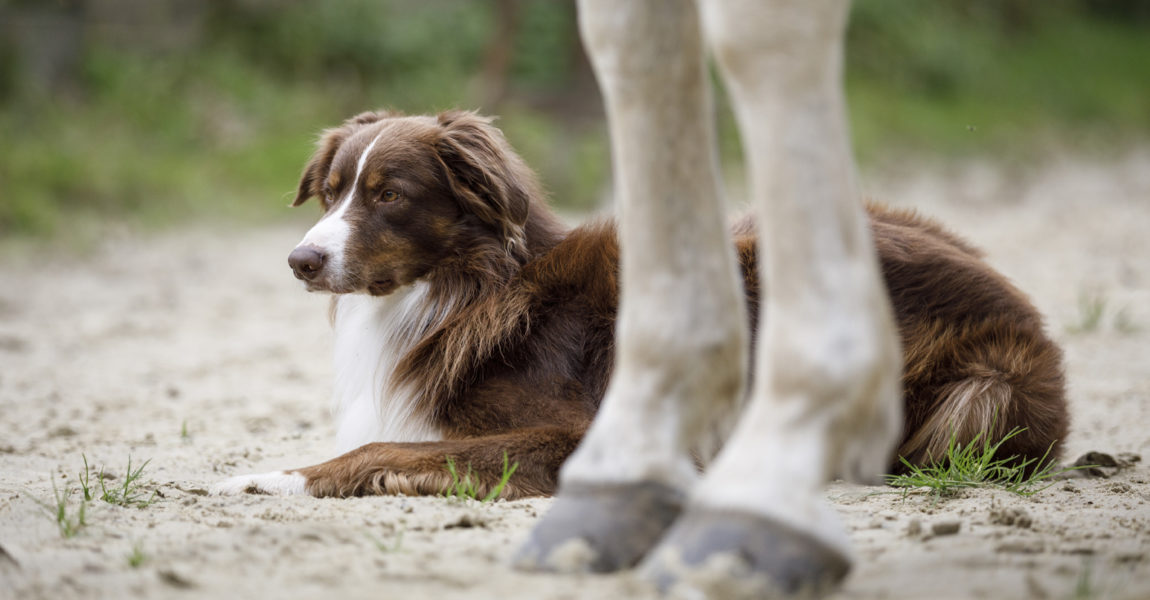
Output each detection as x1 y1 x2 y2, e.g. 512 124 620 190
896 322 1068 471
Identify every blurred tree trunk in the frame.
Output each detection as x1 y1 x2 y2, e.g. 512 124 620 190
0 0 206 97
475 0 523 110
1 1 85 95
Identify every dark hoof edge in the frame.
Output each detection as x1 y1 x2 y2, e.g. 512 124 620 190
642 510 851 597
513 481 685 573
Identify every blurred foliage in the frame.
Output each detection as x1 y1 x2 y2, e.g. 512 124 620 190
0 0 1147 237
845 0 1150 161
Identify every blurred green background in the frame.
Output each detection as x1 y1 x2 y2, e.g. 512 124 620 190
1 0 1148 238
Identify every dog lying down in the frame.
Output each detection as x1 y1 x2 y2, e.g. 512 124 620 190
212 110 1068 499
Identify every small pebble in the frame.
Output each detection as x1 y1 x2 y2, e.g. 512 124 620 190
931 520 961 536
906 518 923 537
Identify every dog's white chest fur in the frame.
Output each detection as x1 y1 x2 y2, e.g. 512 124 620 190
330 283 444 453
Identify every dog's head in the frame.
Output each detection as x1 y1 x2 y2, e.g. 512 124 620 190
288 110 538 295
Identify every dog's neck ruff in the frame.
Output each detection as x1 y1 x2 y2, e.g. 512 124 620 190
330 282 448 453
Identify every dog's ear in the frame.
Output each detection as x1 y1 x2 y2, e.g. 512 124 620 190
293 127 347 207
293 110 397 207
434 110 537 250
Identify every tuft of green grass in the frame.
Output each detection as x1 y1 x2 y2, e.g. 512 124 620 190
81 454 159 509
126 543 147 568
31 478 88 538
367 528 405 553
1068 291 1107 333
1066 291 1142 335
443 456 477 501
180 420 190 441
443 451 519 503
78 454 96 502
1074 562 1093 600
887 426 1082 500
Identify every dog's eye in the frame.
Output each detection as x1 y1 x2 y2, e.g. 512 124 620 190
380 190 400 203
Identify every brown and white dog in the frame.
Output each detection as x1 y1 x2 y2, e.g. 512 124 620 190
212 109 1068 499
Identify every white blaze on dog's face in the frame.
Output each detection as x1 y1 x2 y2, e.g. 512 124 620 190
292 129 384 291
287 110 533 296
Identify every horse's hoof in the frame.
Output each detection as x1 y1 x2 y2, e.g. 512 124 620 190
642 509 851 597
513 482 684 573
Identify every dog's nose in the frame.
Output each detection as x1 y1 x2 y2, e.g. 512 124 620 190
288 246 325 281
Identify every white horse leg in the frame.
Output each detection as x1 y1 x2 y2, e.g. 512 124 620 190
642 0 903 593
516 0 748 572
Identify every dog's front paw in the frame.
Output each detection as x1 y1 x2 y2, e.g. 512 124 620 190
211 471 309 496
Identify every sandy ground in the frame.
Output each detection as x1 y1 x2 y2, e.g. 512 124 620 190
1 152 1149 600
